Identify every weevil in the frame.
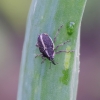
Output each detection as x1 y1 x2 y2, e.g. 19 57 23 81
35 25 72 68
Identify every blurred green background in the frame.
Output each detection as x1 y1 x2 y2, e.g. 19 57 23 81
0 0 100 100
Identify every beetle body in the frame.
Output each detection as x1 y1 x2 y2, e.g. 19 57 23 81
36 33 56 65
35 25 72 67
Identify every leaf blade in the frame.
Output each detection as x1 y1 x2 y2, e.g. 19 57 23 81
17 0 87 100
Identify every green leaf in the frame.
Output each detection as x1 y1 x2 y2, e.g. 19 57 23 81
17 0 87 100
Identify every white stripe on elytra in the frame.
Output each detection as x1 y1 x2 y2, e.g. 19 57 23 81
49 35 55 58
45 50 50 57
49 36 55 50
40 34 46 49
40 34 50 57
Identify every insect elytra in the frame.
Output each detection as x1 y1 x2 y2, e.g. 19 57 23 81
35 25 72 68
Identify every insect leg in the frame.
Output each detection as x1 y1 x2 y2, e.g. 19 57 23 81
53 25 63 43
49 62 51 69
36 43 39 47
35 53 42 58
56 50 74 54
54 40 70 51
41 56 46 64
